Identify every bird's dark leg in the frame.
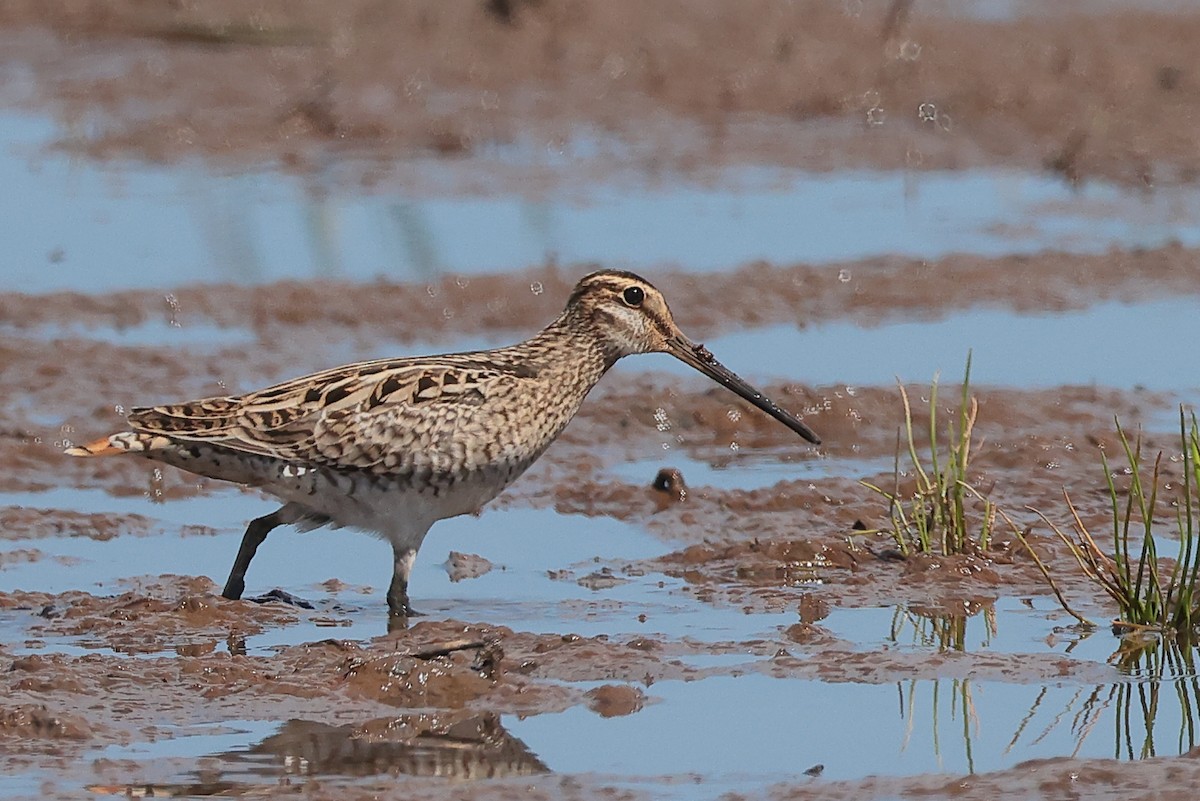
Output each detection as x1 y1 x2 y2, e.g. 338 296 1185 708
222 509 287 600
386 546 421 618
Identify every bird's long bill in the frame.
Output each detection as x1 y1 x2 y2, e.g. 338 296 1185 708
666 336 821 445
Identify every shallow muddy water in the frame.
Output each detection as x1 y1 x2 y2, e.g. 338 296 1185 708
701 297 1200 394
3 4 1200 800
7 108 1200 294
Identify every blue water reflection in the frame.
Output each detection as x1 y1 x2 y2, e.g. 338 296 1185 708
6 111 1200 293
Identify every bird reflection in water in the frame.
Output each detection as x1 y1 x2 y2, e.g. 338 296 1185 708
86 712 547 797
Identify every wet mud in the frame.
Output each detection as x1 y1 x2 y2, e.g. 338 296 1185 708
2 244 1198 345
767 748 1200 801
3 1 1200 187
3 2 1200 799
0 264 1187 797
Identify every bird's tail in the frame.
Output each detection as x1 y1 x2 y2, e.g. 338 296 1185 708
65 432 160 457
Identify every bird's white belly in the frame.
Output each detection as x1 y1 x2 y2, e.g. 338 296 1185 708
264 459 530 547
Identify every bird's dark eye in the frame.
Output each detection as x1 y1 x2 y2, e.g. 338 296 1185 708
622 285 645 307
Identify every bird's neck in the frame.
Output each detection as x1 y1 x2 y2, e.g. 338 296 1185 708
523 311 620 387
476 313 619 468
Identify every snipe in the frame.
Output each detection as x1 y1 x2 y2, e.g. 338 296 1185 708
68 270 820 617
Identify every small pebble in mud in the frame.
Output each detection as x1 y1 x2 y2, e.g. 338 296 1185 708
797 593 830 623
651 467 687 502
444 551 494 582
785 622 834 645
626 636 658 651
586 684 646 718
576 568 630 591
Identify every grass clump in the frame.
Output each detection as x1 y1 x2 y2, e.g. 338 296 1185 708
862 353 997 557
1033 409 1200 638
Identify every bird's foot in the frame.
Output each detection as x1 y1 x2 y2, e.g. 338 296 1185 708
387 603 424 618
246 588 314 609
386 581 423 619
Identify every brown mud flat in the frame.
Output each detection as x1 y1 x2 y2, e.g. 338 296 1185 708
0 259 1194 797
3 1 1200 187
768 748 1200 801
2 1 1199 790
0 577 1124 799
6 255 1181 552
3 244 1198 345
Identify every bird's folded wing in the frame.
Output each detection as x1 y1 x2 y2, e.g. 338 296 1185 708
127 356 508 471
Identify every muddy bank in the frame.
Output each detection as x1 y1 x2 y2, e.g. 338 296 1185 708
767 747 1200 801
2 1 1199 797
8 348 1176 553
0 259 1181 614
2 2 1200 186
5 244 1200 335
0 575 1116 746
0 349 1193 795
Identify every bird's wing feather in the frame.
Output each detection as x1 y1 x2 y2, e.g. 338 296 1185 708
127 355 514 470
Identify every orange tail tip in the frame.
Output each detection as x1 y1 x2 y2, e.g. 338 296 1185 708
65 436 123 457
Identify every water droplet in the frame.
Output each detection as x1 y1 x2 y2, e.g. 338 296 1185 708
603 54 627 80
918 102 937 122
480 90 500 111
726 409 742 422
442 307 454 319
938 113 954 133
866 106 885 126
146 467 166 503
729 441 740 452
845 386 858 397
653 407 671 432
455 277 470 289
164 293 182 327
426 285 438 298
837 269 852 283
530 281 544 296
899 40 921 61
114 404 125 416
